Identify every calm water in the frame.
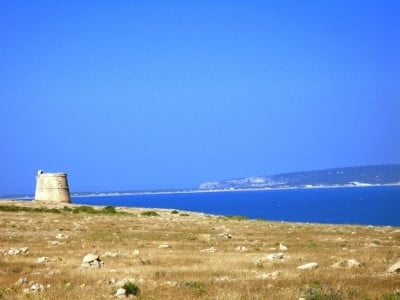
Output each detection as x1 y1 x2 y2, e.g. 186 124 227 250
72 186 400 226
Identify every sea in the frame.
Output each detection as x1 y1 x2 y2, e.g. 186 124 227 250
66 185 400 226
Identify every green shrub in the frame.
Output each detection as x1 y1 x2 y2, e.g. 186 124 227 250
225 215 249 221
72 206 97 214
141 211 159 217
384 291 400 300
180 213 189 216
122 281 140 296
171 210 179 214
102 206 117 214
300 282 341 300
179 280 205 296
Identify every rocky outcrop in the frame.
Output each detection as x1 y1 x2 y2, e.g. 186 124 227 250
81 254 104 268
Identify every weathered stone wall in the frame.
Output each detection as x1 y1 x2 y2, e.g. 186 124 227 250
34 171 71 203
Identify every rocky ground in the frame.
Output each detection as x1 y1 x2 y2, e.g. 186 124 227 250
0 200 399 299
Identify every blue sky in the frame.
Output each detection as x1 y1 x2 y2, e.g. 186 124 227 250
1 1 399 194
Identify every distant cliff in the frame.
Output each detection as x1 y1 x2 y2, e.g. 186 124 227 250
199 165 400 190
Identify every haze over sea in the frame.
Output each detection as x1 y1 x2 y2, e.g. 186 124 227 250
68 186 400 227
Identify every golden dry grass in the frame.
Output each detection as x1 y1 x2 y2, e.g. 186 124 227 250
0 200 399 299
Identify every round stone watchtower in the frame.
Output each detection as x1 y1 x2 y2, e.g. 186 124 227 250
34 170 71 203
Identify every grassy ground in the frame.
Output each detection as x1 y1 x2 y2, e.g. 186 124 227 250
0 200 399 299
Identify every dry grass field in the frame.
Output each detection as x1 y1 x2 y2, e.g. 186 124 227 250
0 200 399 299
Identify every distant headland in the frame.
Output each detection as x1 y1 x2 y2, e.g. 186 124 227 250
199 164 400 191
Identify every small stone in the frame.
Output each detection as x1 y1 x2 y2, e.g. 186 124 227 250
15 277 28 285
158 244 171 249
235 246 248 252
256 271 281 280
56 233 68 239
297 262 318 270
82 253 99 263
132 250 140 256
217 232 232 239
266 252 285 261
201 247 217 253
331 259 361 268
387 260 400 273
19 247 29 253
214 276 230 282
104 251 121 257
114 288 126 298
81 253 104 268
37 257 49 263
30 283 44 292
279 243 288 251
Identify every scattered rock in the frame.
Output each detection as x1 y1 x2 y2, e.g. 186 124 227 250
201 247 217 253
217 232 232 239
158 244 171 249
7 247 29 255
331 259 361 268
56 233 68 239
114 288 126 298
279 243 288 251
37 257 50 263
214 276 230 282
81 254 104 268
297 262 318 270
132 249 140 256
266 252 285 261
104 251 122 257
235 246 248 252
15 277 28 285
255 271 281 280
30 283 44 293
49 241 62 245
387 261 400 273
252 257 266 267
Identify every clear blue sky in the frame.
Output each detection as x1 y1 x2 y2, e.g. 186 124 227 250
1 1 399 194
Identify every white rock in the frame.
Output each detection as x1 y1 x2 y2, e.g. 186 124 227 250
8 247 29 255
114 288 126 298
331 259 361 268
15 277 28 285
235 246 248 252
266 252 285 261
30 283 44 292
279 243 288 251
256 271 281 279
214 276 230 282
132 249 140 256
104 251 121 257
297 262 318 270
19 247 29 253
201 247 217 253
387 260 400 273
217 232 232 239
81 253 104 268
82 254 99 263
158 244 171 249
56 233 68 239
37 257 49 263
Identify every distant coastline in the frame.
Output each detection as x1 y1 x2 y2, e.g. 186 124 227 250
2 182 399 201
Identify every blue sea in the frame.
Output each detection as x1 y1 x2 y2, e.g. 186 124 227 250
71 186 400 226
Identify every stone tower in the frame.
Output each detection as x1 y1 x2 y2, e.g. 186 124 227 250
34 170 71 203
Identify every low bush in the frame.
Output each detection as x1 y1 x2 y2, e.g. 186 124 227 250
141 211 159 217
225 215 249 221
179 280 206 296
300 282 341 300
102 206 117 214
122 281 140 296
171 210 179 214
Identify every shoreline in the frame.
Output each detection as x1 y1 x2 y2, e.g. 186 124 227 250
2 182 400 200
